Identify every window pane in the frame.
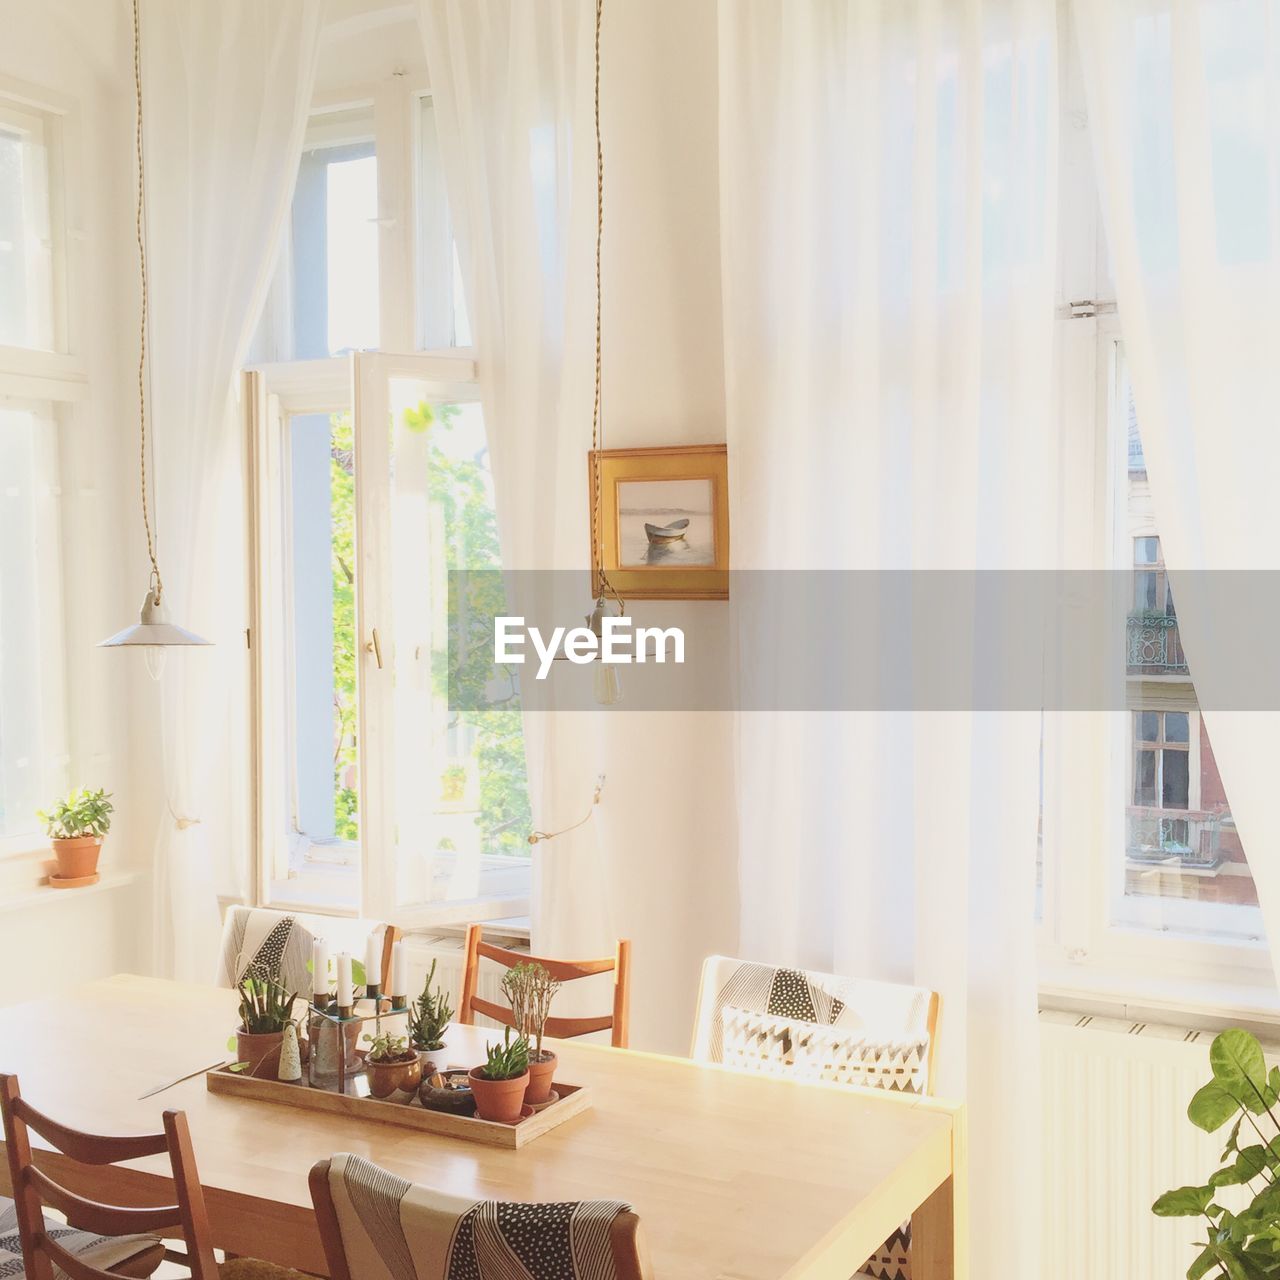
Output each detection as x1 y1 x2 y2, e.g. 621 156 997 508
289 411 358 848
1162 749 1189 809
290 107 379 359
386 378 530 906
1118 364 1263 938
0 406 67 836
0 105 55 351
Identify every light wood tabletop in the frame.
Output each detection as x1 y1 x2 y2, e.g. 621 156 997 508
0 976 966 1279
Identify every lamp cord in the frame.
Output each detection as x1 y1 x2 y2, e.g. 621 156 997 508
590 0 622 614
528 775 606 845
132 0 162 604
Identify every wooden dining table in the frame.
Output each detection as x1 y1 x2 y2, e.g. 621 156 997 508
0 976 966 1279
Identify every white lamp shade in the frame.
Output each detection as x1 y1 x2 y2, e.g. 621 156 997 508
99 588 211 648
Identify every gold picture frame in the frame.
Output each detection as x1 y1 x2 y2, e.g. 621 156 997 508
589 444 729 600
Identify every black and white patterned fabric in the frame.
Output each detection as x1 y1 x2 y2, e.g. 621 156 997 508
0 1195 159 1279
692 956 936 1280
217 907 383 996
324 1152 632 1280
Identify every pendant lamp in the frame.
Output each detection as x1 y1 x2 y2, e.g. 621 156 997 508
99 0 210 674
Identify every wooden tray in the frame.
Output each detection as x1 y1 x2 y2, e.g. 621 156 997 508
205 1065 591 1149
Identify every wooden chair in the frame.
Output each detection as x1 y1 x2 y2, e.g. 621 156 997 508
0 1075 305 1280
690 956 942 1280
310 1153 653 1280
458 924 632 1048
217 906 401 997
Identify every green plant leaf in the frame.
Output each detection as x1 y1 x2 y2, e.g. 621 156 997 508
352 958 367 987
1213 1030 1269 1094
1188 1244 1219 1280
1214 1147 1273 1188
1155 1186 1216 1218
1225 1117 1246 1161
1192 1081 1246 1133
226 1034 237 1052
227 1062 250 1074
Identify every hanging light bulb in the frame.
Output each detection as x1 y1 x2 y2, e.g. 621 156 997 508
99 0 210 665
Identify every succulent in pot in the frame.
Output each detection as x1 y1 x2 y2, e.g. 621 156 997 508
234 973 298 1078
407 957 454 1070
469 1027 531 1123
502 961 562 1105
363 1031 422 1099
38 787 113 885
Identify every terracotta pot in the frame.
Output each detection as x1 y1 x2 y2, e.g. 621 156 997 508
236 1029 285 1078
365 1053 422 1099
51 836 102 881
524 1050 557 1105
468 1066 530 1123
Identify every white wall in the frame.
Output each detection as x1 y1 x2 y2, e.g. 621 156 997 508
0 0 153 999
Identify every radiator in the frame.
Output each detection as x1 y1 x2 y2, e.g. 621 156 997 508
1040 1011 1260 1280
402 931 522 1031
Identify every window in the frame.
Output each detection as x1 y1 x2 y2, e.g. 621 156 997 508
0 97 59 352
288 106 380 359
1037 29 1271 1006
0 403 68 844
416 96 469 349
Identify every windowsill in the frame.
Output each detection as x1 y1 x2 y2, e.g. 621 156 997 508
0 869 142 915
1040 964 1280 1035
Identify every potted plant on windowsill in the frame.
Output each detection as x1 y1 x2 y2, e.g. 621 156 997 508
503 961 562 1106
233 973 298 1078
362 1031 422 1099
468 1027 530 1123
37 787 113 888
407 957 454 1072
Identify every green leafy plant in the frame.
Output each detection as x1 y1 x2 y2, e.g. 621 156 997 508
480 1026 530 1081
236 975 298 1034
407 958 454 1051
37 788 113 839
363 1031 413 1063
1155 1027 1280 1278
501 961 561 1058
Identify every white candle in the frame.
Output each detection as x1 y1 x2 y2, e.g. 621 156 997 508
364 932 382 988
336 952 353 1009
312 938 329 999
390 941 407 999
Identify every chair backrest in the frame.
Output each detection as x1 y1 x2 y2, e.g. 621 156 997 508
0 1074 219 1280
217 906 401 997
310 1153 652 1280
690 955 941 1095
458 924 632 1048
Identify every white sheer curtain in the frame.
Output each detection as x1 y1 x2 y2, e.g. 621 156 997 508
416 0 614 962
1074 0 1280 968
720 1 1058 1272
141 0 322 980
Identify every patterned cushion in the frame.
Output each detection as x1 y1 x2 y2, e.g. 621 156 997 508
0 1195 160 1279
325 1151 632 1280
721 1005 929 1092
217 907 384 995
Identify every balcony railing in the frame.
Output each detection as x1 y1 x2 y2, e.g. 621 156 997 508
1126 806 1220 869
1126 611 1188 675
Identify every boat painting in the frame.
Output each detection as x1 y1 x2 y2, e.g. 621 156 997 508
617 478 715 567
644 518 690 545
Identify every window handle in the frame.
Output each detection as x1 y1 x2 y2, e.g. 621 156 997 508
365 627 384 669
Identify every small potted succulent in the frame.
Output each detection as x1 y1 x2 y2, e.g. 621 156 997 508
234 973 298 1078
468 1027 530 1123
407 958 454 1071
503 961 562 1106
363 1030 422 1099
38 787 113 885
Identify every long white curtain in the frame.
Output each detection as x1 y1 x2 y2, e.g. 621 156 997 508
719 1 1058 1272
142 0 322 980
1074 1 1280 971
415 0 614 964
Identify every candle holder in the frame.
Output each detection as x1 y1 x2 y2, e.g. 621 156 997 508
306 994 410 1094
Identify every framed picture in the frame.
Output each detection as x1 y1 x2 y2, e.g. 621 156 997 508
588 444 729 600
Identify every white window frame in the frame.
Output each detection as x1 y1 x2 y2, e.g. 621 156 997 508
1038 14 1276 1018
0 75 83 869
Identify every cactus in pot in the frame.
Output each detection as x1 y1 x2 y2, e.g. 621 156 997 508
502 961 562 1105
